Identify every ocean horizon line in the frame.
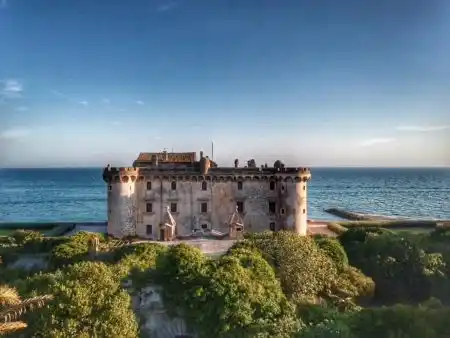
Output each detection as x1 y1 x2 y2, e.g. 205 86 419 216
0 166 449 170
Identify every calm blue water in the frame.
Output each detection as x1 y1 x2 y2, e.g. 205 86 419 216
0 168 449 223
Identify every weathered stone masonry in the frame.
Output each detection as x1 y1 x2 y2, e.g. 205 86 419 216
102 151 311 240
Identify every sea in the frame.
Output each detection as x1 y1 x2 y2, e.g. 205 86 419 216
0 168 449 223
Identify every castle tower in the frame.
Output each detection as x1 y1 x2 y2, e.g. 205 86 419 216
294 168 311 236
103 167 139 238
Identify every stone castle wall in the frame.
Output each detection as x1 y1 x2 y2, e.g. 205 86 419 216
104 165 311 239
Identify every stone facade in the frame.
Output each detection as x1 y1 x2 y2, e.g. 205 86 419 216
103 151 311 240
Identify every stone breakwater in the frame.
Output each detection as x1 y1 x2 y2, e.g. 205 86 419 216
324 208 402 221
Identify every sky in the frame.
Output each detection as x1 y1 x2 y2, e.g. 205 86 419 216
0 0 449 168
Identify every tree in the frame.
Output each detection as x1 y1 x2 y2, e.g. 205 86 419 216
0 285 52 335
238 231 337 304
11 230 43 247
153 244 300 338
15 262 138 337
200 248 299 337
350 304 450 338
339 230 448 304
50 231 97 267
314 237 348 272
112 242 167 281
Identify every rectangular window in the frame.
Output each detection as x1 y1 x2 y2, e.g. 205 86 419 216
108 185 112 191
202 181 207 191
269 181 275 190
147 181 152 190
201 202 208 213
201 223 208 229
237 201 244 213
146 203 153 213
171 181 177 190
303 209 306 214
237 181 243 190
146 224 152 235
170 202 177 213
269 222 276 231
280 208 285 215
268 201 276 214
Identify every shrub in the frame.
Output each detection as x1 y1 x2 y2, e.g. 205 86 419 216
49 232 97 267
23 237 69 253
350 304 450 338
16 262 138 337
327 223 347 235
154 244 300 338
340 230 448 304
113 243 167 279
338 220 437 229
11 230 43 246
315 237 348 271
430 226 450 241
238 231 337 304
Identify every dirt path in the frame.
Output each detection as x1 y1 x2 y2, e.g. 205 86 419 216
308 221 337 237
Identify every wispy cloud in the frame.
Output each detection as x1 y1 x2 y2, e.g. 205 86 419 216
360 138 396 147
135 100 144 105
0 127 30 140
1 79 23 98
50 90 71 100
396 125 450 132
50 90 89 107
15 106 28 112
156 1 178 12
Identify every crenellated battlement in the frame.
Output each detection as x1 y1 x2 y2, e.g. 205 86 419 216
103 153 312 184
102 166 140 183
104 173 311 183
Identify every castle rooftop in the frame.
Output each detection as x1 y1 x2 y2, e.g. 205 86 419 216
103 150 311 182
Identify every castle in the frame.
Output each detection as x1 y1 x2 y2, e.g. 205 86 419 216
102 150 311 241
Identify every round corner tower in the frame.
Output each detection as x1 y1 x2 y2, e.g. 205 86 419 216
294 168 311 236
103 166 140 238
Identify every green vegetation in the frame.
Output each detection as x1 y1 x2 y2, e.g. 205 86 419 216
1 228 450 337
327 219 442 236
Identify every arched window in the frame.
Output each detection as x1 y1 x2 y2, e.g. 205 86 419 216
269 181 275 190
146 181 152 190
202 181 207 191
237 181 243 190
171 181 177 190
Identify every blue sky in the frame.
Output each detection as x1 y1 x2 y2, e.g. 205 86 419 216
0 0 449 167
